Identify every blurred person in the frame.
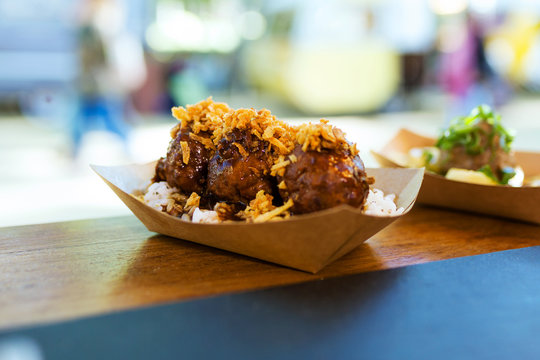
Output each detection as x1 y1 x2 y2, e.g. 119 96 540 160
439 15 477 115
72 0 146 156
439 14 509 119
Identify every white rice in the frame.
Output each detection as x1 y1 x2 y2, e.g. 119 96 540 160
191 208 220 223
363 188 404 216
143 182 178 211
141 182 403 222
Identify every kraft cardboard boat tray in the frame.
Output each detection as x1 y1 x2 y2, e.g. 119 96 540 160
92 161 424 273
371 128 540 225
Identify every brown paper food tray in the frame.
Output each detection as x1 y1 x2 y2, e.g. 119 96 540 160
92 162 424 273
371 128 540 225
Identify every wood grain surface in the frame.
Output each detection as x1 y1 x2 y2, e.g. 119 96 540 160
2 205 540 331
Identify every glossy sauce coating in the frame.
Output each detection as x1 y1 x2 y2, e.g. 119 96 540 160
207 129 275 205
279 145 370 214
154 128 213 194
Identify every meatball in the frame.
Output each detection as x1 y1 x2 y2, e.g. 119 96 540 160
207 129 275 205
439 120 517 181
278 145 370 214
154 128 213 194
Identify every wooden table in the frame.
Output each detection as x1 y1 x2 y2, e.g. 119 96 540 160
2 205 540 331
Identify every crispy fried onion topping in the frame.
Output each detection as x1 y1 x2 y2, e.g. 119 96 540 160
171 97 230 136
213 108 296 156
237 190 293 223
295 119 359 156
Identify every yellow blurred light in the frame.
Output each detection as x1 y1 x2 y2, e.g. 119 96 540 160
484 13 540 84
284 44 400 114
428 0 468 15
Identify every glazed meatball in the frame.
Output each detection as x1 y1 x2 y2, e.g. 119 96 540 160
278 144 370 214
154 128 213 194
439 120 517 181
207 129 275 205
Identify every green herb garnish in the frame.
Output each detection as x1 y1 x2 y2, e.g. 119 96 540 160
474 163 516 185
435 104 514 155
424 149 434 164
500 166 517 185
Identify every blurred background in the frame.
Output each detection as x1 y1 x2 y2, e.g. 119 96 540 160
2 0 540 226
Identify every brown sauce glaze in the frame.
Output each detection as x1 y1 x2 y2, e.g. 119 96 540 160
207 129 275 205
278 144 370 214
154 128 213 194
